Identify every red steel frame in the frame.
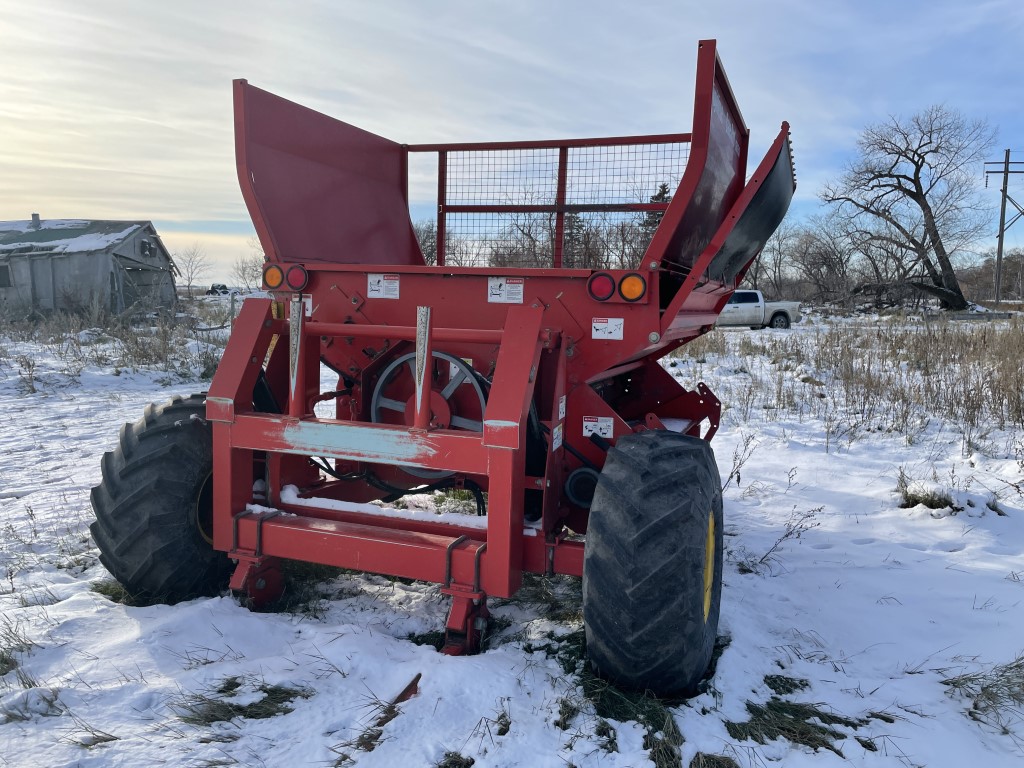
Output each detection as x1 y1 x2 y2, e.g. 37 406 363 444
209 40 795 651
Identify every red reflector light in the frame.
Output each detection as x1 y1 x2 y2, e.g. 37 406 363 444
587 272 616 301
285 265 309 291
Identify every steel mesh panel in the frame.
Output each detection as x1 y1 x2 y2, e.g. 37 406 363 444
445 149 560 207
565 143 689 207
415 140 690 269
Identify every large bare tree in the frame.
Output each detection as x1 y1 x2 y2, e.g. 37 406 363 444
175 243 210 299
823 105 995 309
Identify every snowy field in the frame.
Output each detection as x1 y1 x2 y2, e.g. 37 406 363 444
1 314 1023 767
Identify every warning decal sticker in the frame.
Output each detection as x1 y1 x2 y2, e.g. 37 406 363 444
367 273 400 299
582 416 614 438
487 277 524 304
591 318 624 340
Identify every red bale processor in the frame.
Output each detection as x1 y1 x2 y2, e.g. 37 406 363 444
91 40 795 696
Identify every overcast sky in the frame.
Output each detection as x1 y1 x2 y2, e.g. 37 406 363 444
2 0 1022 281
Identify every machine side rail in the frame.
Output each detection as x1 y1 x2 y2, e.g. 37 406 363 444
407 133 691 153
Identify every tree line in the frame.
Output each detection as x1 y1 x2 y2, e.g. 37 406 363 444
415 105 1007 310
747 220 1022 307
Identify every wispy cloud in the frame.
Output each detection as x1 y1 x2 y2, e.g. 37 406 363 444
2 0 1021 278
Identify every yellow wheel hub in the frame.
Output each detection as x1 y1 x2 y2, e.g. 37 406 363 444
703 512 715 622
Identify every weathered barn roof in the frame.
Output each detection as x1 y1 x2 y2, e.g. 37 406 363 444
0 219 146 256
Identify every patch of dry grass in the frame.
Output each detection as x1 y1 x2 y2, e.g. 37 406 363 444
672 318 1024 451
173 675 312 726
0 301 226 381
943 652 1024 740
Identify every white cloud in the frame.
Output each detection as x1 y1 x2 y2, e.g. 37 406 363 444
1 0 1021 262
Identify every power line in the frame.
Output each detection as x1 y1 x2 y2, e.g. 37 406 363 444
984 150 1024 304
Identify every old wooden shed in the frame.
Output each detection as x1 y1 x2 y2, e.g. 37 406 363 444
0 215 177 314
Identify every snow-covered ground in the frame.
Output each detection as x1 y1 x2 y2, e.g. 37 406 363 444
1 317 1023 767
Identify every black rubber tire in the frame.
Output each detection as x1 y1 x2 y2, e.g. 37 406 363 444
583 430 723 697
89 394 231 603
768 312 791 329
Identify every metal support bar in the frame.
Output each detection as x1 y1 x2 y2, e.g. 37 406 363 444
229 413 491 474
441 591 489 656
553 146 569 268
288 295 305 417
232 513 490 589
232 510 253 551
406 132 691 153
414 306 433 431
444 535 469 588
523 534 584 577
437 150 447 266
231 509 282 558
473 543 488 592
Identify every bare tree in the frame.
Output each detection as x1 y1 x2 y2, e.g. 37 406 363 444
748 220 800 299
789 217 854 301
961 246 1024 302
489 211 555 268
175 243 210 299
823 105 995 309
843 222 921 307
231 251 264 292
594 217 647 270
412 220 437 265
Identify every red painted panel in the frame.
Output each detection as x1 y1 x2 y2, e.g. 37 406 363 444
234 80 424 267
646 40 749 310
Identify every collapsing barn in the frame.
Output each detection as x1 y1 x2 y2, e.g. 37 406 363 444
0 215 177 314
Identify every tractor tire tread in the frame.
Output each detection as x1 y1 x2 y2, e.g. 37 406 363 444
89 394 229 603
583 430 723 696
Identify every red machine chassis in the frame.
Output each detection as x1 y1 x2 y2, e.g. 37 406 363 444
208 40 795 651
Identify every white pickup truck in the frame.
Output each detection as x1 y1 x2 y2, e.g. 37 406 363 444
716 289 801 329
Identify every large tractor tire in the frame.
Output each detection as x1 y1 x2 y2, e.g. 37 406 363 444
583 430 723 697
90 394 230 603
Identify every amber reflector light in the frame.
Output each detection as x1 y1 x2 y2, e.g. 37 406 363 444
263 264 285 289
618 273 646 302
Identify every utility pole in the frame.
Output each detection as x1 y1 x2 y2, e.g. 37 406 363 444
984 150 1024 304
